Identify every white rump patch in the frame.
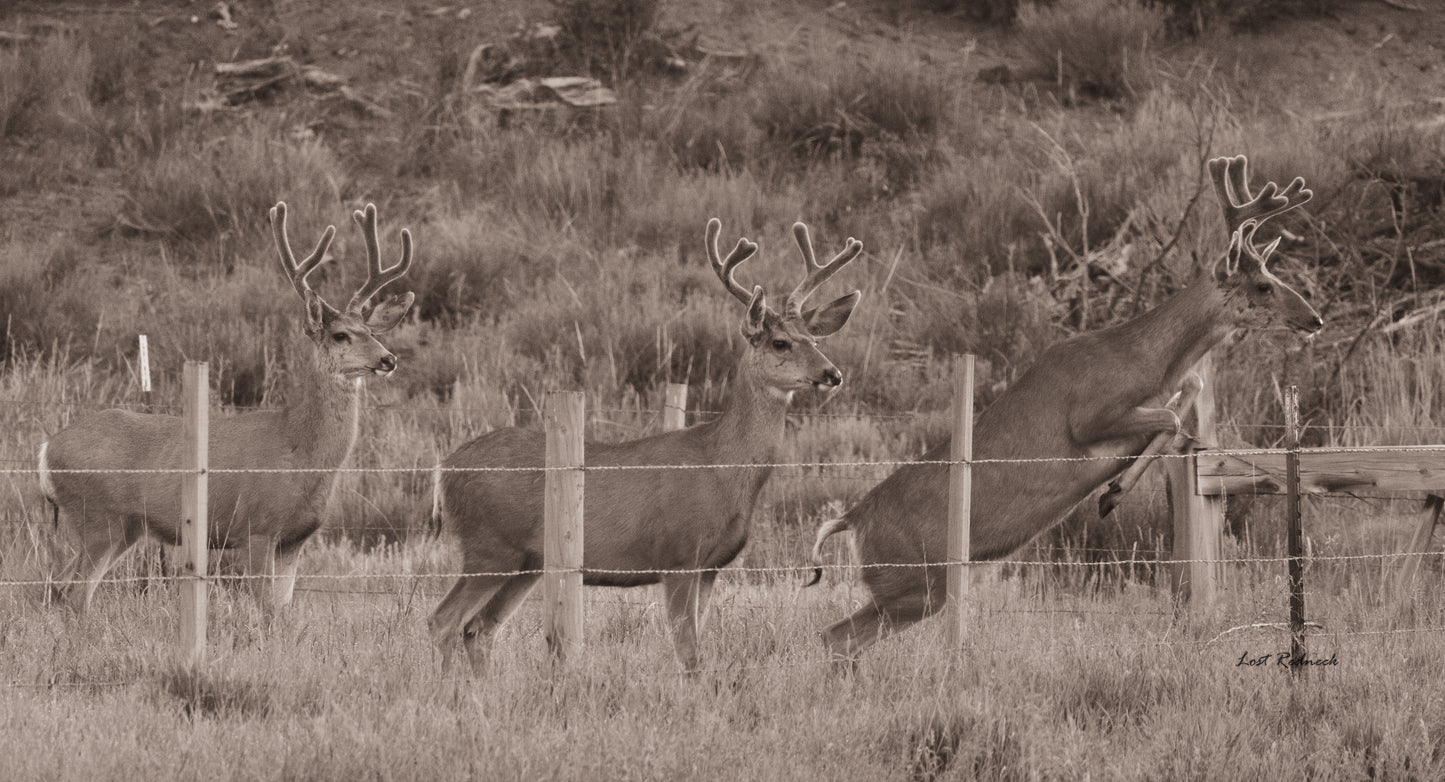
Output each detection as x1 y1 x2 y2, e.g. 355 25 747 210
37 442 56 501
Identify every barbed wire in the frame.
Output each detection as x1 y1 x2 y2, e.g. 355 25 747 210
0 398 931 421
5 548 1443 590
10 441 1445 477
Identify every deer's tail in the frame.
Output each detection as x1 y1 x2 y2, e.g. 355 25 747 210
37 442 59 529
427 462 445 538
806 516 850 587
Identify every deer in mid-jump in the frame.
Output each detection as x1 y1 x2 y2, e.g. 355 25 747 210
810 155 1322 661
39 202 415 614
430 218 864 675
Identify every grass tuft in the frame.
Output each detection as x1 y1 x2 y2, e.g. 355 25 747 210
1017 0 1166 100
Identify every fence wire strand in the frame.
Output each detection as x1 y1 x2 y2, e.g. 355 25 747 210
11 441 1445 476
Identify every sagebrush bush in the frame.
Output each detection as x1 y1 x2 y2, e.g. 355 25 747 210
553 0 667 82
915 152 1040 278
134 265 295 407
120 125 345 250
0 239 105 364
753 51 954 167
646 86 758 173
505 267 743 402
1017 0 1165 100
0 34 94 139
404 208 584 326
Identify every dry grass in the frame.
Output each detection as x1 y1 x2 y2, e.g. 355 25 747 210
1016 0 1166 100
2 1 1445 777
1 529 1443 780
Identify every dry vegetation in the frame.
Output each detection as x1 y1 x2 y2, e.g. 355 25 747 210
3 0 1445 777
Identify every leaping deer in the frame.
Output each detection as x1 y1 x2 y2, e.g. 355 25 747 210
810 155 1321 661
430 218 864 675
38 202 415 614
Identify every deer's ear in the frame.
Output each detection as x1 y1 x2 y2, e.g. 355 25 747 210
740 287 767 338
803 290 861 337
303 290 330 333
1215 230 1246 283
365 291 415 333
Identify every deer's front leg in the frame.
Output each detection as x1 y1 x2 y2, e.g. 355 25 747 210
662 571 716 674
1099 374 1205 517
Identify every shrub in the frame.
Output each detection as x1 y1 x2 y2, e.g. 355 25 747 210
1016 0 1166 100
404 208 582 326
0 239 104 364
119 125 345 250
752 50 954 176
915 152 1040 279
647 85 758 173
1152 0 1357 34
0 33 94 139
553 0 667 82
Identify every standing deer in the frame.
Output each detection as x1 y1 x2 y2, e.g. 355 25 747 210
811 155 1322 660
430 218 863 674
38 202 415 614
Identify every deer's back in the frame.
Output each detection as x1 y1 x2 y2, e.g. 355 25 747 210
441 426 767 581
847 334 1168 595
45 408 338 544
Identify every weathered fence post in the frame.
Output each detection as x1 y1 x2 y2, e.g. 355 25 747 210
946 354 975 651
543 390 585 663
1284 385 1307 672
1170 356 1222 605
663 383 687 432
179 360 209 666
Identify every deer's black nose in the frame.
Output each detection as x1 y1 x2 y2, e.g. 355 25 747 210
821 367 843 387
377 354 397 373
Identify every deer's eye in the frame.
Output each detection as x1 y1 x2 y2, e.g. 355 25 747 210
332 332 352 343
771 339 791 351
1256 283 1273 294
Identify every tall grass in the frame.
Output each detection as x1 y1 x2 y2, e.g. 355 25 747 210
1 532 1443 779
119 125 346 250
0 34 94 140
1017 0 1166 100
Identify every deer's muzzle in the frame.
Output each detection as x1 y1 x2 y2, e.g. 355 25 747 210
815 367 843 389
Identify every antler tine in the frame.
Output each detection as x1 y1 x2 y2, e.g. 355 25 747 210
345 203 413 313
784 222 863 317
269 201 336 300
706 217 760 307
1208 155 1312 235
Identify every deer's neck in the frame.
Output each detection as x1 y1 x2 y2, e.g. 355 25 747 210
282 338 362 469
702 363 790 468
1114 276 1232 389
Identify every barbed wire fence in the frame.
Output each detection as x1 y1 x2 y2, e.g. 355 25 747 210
4 357 1445 686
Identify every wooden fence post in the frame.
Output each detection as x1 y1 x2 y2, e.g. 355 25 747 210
1284 385 1307 672
179 360 209 666
543 391 585 663
946 354 975 651
1170 356 1222 605
663 383 687 432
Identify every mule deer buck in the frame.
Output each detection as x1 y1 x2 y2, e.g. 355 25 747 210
39 202 415 614
810 155 1322 660
430 218 863 674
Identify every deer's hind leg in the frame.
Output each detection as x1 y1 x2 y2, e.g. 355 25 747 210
461 567 542 676
823 568 947 663
62 513 147 614
242 534 279 611
430 552 537 676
